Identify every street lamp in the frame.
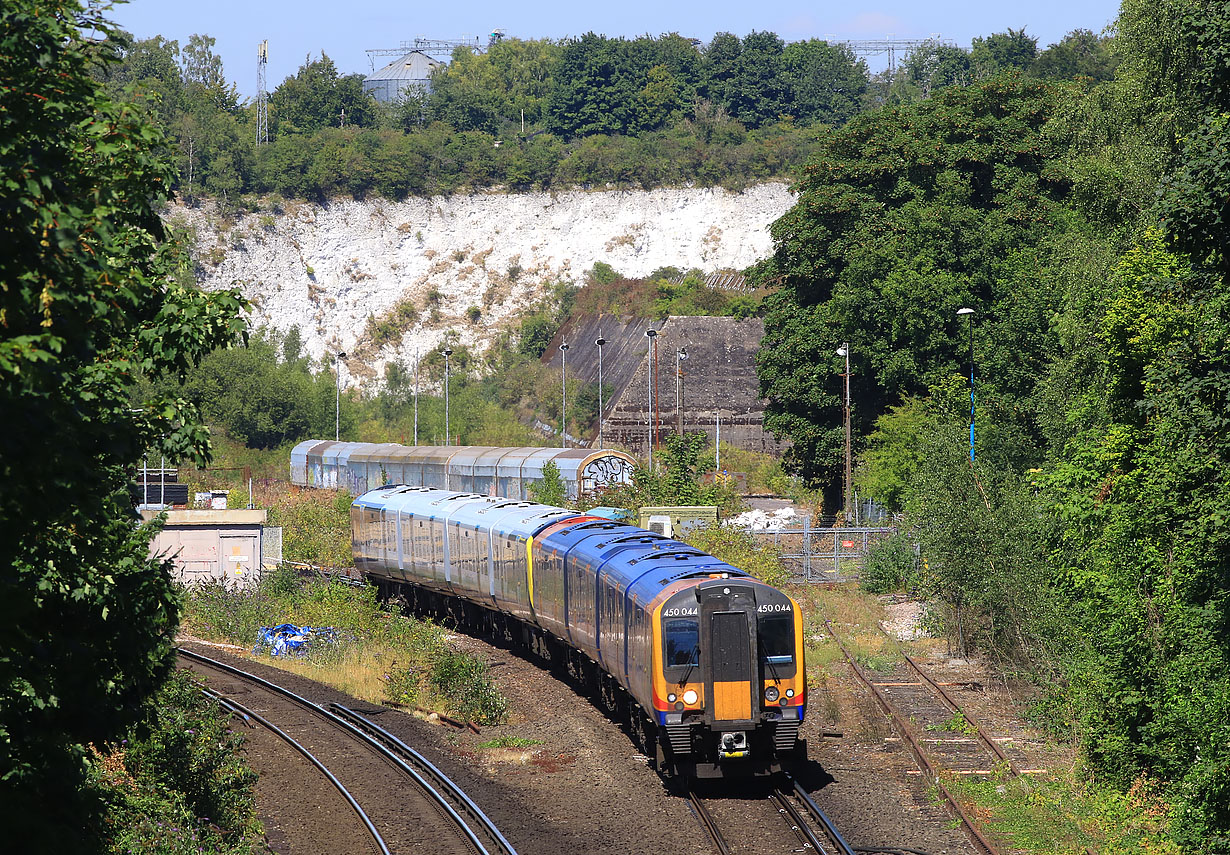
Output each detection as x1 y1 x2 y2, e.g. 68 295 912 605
413 349 419 446
334 351 347 441
595 336 606 449
559 341 569 448
836 343 851 519
644 329 658 459
441 347 453 446
956 308 975 462
675 345 688 435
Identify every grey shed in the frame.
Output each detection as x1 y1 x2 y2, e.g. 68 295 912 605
363 51 444 103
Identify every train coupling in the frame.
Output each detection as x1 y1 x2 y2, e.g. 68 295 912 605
718 730 749 759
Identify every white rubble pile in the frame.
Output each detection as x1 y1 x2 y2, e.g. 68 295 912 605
172 184 794 387
726 507 799 531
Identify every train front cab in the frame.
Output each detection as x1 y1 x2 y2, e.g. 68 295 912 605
653 576 806 778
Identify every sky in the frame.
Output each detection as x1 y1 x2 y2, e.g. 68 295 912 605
105 0 1124 100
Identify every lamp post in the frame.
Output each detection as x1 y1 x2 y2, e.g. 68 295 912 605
442 347 453 446
644 329 658 459
595 336 606 449
836 343 851 519
675 345 688 435
334 351 347 441
956 307 975 462
559 341 569 448
413 348 419 446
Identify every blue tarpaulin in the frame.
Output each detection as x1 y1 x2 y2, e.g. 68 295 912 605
253 624 338 657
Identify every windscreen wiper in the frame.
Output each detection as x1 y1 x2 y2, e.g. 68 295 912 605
677 645 700 686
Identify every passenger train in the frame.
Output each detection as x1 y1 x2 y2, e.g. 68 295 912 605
352 484 807 778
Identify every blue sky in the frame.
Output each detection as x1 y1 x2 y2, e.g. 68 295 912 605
106 0 1124 100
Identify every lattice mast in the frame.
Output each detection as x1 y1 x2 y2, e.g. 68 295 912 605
256 40 269 146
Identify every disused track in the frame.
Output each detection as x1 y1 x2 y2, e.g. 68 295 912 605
824 620 1003 855
179 647 517 855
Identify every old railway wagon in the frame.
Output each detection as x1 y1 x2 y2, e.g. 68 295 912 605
291 441 635 501
352 484 807 778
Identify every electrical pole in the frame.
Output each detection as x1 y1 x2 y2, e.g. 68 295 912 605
595 336 606 449
559 342 569 448
442 347 452 446
836 343 851 519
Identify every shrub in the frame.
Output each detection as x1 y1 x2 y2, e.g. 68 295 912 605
428 651 509 725
92 670 263 854
860 532 916 594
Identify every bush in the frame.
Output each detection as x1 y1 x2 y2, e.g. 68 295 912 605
428 651 509 725
860 533 917 594
91 670 263 854
685 523 787 586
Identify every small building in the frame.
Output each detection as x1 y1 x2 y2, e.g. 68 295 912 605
143 508 270 589
363 51 443 103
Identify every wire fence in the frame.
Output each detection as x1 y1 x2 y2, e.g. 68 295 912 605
732 521 898 583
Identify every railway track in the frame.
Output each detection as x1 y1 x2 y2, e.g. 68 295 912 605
823 620 1003 855
179 647 518 855
685 775 856 855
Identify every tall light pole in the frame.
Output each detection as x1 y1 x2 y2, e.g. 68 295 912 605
442 347 453 446
956 307 975 462
595 336 606 449
413 349 419 446
644 329 658 460
334 350 347 441
836 343 851 519
559 341 569 448
675 345 688 435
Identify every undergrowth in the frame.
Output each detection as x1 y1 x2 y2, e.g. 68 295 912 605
183 571 510 725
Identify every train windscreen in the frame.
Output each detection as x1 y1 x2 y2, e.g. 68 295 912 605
664 618 700 667
758 615 794 666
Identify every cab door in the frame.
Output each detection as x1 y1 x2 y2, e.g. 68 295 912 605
697 580 758 724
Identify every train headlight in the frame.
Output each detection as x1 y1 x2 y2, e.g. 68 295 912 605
765 685 780 703
682 689 698 705
667 693 677 704
785 688 795 699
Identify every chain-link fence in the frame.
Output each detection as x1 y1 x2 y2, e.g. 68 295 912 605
733 521 898 582
261 526 282 570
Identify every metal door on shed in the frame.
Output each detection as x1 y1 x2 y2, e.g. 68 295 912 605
219 534 259 589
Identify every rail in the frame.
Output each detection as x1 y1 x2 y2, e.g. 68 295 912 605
780 775 858 855
684 785 732 855
197 684 390 855
330 703 518 855
823 621 1003 855
180 648 515 855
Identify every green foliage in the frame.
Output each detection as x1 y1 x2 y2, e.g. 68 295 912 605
0 2 247 845
428 651 510 725
757 74 1064 500
93 670 263 854
270 53 376 136
267 489 355 569
860 533 918 595
684 524 787 586
529 461 567 507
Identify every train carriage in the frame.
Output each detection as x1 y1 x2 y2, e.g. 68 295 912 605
351 484 806 778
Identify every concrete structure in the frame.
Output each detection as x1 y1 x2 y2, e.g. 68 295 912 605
543 314 788 458
363 51 443 103
143 508 268 589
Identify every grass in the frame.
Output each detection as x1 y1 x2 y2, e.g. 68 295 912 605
183 570 510 725
477 736 543 750
945 772 1180 855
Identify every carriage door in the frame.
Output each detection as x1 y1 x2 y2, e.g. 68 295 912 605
698 580 758 723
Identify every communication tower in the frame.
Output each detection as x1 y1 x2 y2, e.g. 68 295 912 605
256 40 269 146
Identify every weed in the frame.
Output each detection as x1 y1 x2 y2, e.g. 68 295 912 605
478 736 542 750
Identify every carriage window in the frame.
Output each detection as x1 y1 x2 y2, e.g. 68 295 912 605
664 619 699 667
759 615 794 666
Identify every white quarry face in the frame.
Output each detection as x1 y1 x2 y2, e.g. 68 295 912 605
170 183 794 388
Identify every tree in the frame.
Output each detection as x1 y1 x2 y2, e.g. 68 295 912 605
0 2 247 845
756 76 1064 498
781 39 868 126
271 53 377 135
903 41 973 94
1032 29 1117 82
529 461 568 506
970 28 1038 77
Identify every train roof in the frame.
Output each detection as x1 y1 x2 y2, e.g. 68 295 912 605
353 486 579 538
294 441 635 482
